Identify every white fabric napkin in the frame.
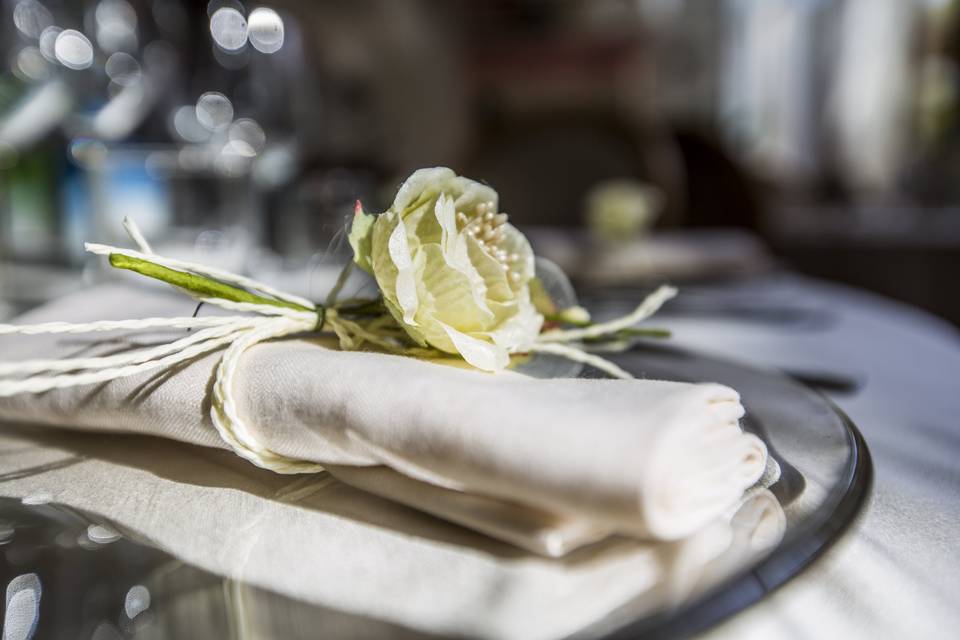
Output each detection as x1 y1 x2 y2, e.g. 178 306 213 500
0 426 785 640
0 284 767 555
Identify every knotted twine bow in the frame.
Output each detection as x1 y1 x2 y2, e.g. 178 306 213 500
0 219 676 474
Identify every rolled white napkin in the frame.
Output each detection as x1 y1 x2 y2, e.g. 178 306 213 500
0 284 767 552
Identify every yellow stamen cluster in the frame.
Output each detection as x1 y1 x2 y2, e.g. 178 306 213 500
456 201 522 282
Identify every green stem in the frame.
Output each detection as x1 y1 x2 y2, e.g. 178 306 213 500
612 327 671 339
543 312 590 327
583 327 671 343
108 253 313 313
337 298 386 317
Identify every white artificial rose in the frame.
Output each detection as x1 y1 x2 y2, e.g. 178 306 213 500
349 167 543 371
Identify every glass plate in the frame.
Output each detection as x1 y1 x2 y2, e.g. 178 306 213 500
571 344 872 638
0 346 871 639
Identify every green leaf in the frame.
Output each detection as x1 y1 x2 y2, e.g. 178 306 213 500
348 200 377 273
108 253 312 313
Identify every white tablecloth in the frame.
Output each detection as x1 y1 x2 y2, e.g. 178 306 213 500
644 274 960 640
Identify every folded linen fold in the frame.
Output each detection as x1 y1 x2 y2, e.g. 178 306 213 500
0 284 767 551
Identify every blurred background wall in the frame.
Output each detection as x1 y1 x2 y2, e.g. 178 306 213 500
1 0 959 323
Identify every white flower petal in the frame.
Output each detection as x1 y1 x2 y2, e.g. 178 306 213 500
393 167 456 212
434 192 458 252
395 265 420 327
441 323 509 371
452 176 498 213
450 234 492 316
420 245 494 330
499 223 536 286
486 290 544 352
388 216 419 325
465 234 513 302
432 196 492 319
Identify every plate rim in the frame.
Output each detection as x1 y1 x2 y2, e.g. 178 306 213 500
599 389 873 640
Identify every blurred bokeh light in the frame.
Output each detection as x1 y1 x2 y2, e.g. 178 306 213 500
0 0 959 323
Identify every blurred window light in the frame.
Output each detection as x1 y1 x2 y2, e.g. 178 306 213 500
68 139 108 167
106 80 124 98
720 0 820 182
105 51 141 85
216 141 253 176
54 29 94 70
145 150 178 178
210 7 248 51
248 7 284 54
0 81 72 149
228 117 265 156
12 47 50 82
38 25 61 62
93 82 151 140
178 145 210 171
13 0 53 39
830 0 915 192
196 91 234 130
252 144 295 188
95 0 139 53
171 105 212 142
95 0 137 26
97 24 139 55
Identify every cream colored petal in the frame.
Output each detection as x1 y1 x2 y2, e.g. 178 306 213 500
420 245 494 331
450 234 492 316
388 216 419 326
392 167 456 212
441 322 509 372
451 176 498 213
485 290 544 353
407 198 440 247
466 234 513 303
383 296 427 346
499 223 536 289
370 212 400 300
434 192 458 252
430 197 493 318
